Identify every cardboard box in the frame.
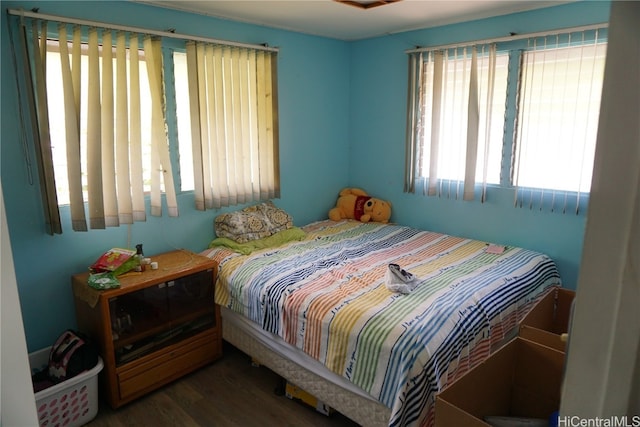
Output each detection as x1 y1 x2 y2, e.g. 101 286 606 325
435 338 564 427
285 382 334 416
520 288 576 352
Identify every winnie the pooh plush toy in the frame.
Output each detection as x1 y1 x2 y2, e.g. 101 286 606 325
328 188 392 223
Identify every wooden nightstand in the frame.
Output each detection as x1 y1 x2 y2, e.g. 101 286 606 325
72 249 222 408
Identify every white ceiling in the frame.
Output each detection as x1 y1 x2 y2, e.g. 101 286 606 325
137 0 569 41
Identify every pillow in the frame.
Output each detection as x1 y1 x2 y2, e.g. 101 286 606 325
214 201 293 243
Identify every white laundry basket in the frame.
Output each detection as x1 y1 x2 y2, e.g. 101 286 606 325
29 347 103 427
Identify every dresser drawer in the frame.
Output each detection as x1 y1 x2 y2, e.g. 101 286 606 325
118 331 219 401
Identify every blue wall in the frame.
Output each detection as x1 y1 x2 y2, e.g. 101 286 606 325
0 1 610 351
1 0 350 351
347 1 610 291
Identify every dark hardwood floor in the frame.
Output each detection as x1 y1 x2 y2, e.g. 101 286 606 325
86 342 361 426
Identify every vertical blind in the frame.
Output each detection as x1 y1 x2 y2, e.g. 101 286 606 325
406 25 607 214
512 30 607 213
24 20 61 234
185 41 280 210
144 36 179 218
10 8 280 233
405 44 501 202
21 18 179 232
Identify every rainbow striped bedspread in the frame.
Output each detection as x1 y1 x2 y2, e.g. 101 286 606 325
205 220 561 426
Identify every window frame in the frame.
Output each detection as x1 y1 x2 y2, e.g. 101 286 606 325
511 38 607 193
43 39 159 206
406 27 608 210
8 10 281 233
415 48 509 185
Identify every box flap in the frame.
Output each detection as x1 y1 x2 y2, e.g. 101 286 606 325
521 290 556 330
435 397 490 427
437 339 517 422
435 338 564 426
514 339 564 392
520 288 576 350
511 339 564 418
553 289 575 334
510 384 559 419
519 325 567 352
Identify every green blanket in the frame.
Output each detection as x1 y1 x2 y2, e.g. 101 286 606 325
208 227 307 255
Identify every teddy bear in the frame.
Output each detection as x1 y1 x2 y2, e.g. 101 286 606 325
328 188 392 223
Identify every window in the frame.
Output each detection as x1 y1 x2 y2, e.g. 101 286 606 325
513 41 607 193
45 42 155 206
172 52 194 192
406 26 607 212
11 15 279 233
418 49 508 184
175 44 280 210
406 44 507 201
19 22 177 232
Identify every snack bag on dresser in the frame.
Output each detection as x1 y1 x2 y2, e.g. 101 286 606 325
90 248 137 276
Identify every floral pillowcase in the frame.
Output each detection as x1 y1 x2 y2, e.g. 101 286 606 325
214 201 293 243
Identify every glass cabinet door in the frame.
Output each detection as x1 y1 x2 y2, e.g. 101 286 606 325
110 284 170 365
166 268 216 341
109 268 215 366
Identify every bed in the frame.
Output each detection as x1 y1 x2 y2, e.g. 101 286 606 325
200 219 561 427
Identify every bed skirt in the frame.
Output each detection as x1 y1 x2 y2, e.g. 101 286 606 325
220 306 391 427
220 303 524 427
